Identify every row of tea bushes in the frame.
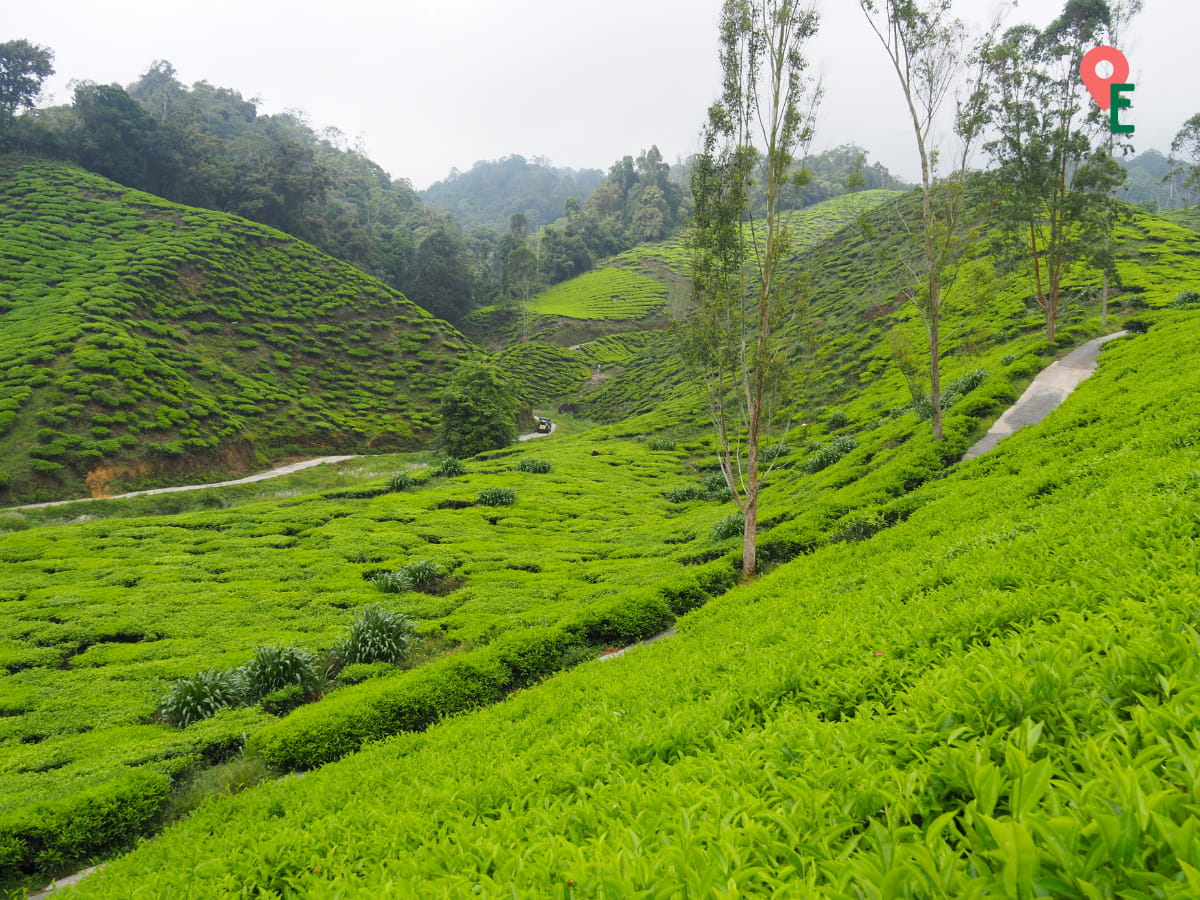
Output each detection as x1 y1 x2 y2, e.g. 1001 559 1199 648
60 313 1200 897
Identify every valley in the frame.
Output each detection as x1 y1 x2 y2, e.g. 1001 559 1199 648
3 22 1200 892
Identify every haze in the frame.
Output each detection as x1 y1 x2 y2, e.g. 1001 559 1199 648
9 0 1198 189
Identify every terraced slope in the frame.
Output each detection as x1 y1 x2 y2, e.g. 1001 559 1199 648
54 312 1200 898
0 156 472 505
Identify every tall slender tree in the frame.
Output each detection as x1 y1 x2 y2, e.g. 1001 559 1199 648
681 0 821 579
857 0 994 442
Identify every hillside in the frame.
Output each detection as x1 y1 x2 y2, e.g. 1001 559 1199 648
5 167 1200 893
420 155 605 232
463 189 906 411
0 156 472 505
26 309 1200 897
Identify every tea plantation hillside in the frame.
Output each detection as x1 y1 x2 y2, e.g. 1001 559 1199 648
0 156 472 505
50 311 1200 896
0 235 1116 889
576 188 1200 426
464 190 905 412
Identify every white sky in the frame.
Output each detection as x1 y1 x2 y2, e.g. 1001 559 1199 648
8 0 1197 191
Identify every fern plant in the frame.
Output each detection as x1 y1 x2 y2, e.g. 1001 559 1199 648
161 668 244 727
371 559 443 594
241 645 321 701
334 605 415 665
477 487 517 506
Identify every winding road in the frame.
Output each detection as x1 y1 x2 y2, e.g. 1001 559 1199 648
5 456 359 511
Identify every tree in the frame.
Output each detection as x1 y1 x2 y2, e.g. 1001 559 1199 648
438 361 519 458
505 244 539 337
1171 114 1200 193
407 224 475 323
0 40 53 126
681 0 821 579
983 1 1114 341
857 0 993 441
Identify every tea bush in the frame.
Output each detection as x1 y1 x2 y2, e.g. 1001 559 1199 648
260 684 308 717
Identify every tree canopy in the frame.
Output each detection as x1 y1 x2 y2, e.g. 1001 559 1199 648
0 39 53 140
438 362 520 458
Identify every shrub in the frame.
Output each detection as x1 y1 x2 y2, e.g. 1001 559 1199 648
711 513 745 541
665 484 705 503
337 661 396 685
1125 317 1151 333
825 409 849 429
260 684 309 717
647 438 676 451
161 668 244 727
371 559 443 594
477 486 517 506
514 457 551 474
1170 289 1200 309
385 472 414 492
439 361 519 458
242 645 321 701
801 435 858 474
701 471 732 502
433 456 466 478
1001 353 1016 366
944 368 987 403
334 605 415 666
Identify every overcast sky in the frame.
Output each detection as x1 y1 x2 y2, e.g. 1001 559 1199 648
9 0 1197 191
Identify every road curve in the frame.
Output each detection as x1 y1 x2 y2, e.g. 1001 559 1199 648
4 456 358 511
962 331 1127 461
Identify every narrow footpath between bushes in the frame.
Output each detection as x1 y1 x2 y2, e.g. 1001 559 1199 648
961 331 1127 461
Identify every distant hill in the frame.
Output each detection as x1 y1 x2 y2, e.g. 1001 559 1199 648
421 155 605 233
1117 149 1200 211
0 156 473 504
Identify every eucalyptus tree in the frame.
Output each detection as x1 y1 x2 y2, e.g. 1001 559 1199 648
1170 115 1200 193
983 0 1118 341
857 0 994 441
681 0 821 579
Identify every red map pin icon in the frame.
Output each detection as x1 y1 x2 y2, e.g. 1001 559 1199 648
1080 46 1130 110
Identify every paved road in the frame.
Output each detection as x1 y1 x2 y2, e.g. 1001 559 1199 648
961 332 1127 461
517 422 556 441
5 456 358 511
